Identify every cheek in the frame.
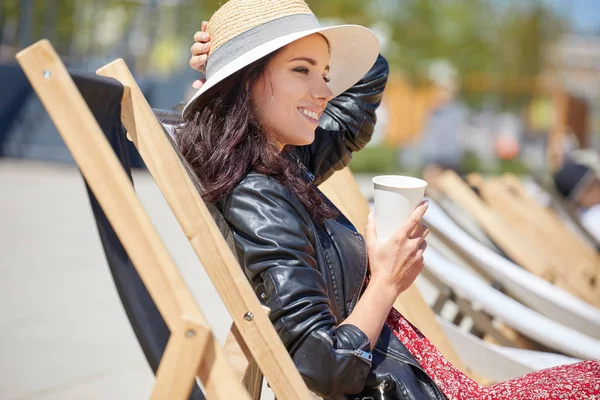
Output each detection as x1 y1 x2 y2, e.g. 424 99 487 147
250 84 272 120
259 79 298 123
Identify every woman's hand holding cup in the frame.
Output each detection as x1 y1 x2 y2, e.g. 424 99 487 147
364 200 429 297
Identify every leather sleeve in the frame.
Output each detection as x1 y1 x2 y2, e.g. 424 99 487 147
294 54 389 185
223 176 372 397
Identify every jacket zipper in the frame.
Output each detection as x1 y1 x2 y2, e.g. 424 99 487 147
314 330 373 364
295 157 315 181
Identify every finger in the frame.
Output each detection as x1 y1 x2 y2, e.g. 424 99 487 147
364 211 378 249
202 21 208 33
415 240 428 259
191 41 211 56
193 30 210 43
189 54 208 70
410 224 429 241
192 79 206 89
396 200 429 239
416 228 430 245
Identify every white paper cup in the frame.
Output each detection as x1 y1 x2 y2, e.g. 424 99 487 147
373 175 428 242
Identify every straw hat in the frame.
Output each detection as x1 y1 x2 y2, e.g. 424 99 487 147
182 0 379 117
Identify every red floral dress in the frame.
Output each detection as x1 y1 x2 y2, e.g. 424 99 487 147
386 307 600 399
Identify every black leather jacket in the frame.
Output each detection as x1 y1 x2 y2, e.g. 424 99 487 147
221 55 446 400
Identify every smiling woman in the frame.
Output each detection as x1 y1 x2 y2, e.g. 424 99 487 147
176 0 600 399
250 34 334 150
176 34 342 224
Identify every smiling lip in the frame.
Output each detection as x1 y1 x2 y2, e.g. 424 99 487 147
298 107 320 124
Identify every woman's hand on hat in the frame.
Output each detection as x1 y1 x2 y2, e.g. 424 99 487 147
190 21 210 89
364 201 429 297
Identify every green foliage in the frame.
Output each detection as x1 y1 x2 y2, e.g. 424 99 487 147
381 0 566 85
2 0 567 86
459 151 530 176
494 158 530 176
460 151 483 175
349 145 400 174
348 145 530 176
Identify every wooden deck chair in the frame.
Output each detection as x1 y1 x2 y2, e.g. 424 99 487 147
93 46 485 388
17 39 314 400
490 174 599 265
436 170 600 309
499 174 600 265
467 173 600 306
95 47 482 387
425 185 502 255
424 199 600 340
421 233 543 352
424 247 600 360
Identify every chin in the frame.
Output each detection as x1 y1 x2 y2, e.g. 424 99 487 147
288 132 315 146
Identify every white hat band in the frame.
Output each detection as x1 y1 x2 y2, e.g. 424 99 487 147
205 14 320 79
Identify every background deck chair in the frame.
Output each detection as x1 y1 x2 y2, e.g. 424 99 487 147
424 199 600 340
17 39 314 400
529 173 600 251
435 317 581 383
435 170 600 309
425 185 502 255
422 247 600 360
470 174 600 305
473 173 600 275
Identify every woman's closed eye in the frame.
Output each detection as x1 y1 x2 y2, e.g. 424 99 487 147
293 66 331 83
293 66 310 75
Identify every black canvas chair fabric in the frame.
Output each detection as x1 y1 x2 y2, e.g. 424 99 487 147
71 72 204 399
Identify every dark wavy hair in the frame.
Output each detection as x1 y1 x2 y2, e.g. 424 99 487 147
176 52 337 223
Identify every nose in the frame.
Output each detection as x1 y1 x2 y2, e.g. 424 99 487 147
312 77 334 103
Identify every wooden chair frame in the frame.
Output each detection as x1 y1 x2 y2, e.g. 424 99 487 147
17 39 313 400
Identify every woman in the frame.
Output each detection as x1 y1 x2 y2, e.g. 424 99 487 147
179 1 600 399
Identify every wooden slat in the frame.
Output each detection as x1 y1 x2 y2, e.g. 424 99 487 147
16 40 250 400
151 320 211 400
437 171 556 279
96 59 313 400
501 174 600 270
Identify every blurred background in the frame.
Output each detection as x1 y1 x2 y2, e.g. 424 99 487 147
2 1 600 399
1 0 600 173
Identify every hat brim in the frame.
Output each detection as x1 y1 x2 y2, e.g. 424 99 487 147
182 24 379 118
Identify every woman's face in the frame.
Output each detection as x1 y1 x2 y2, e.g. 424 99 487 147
250 34 334 149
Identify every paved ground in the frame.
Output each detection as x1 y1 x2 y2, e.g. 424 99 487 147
0 159 235 399
0 159 430 399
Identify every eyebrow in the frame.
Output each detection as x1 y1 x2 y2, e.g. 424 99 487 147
290 57 330 72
